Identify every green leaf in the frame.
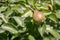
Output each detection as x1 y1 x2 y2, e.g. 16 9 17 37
0 6 7 13
35 5 48 10
19 27 26 33
11 34 19 40
8 0 26 3
4 9 13 18
0 0 7 2
0 28 5 33
1 24 18 34
0 19 3 25
2 16 8 23
38 23 46 37
27 0 36 6
55 13 60 19
16 6 26 14
43 11 52 16
13 16 25 27
0 14 8 23
21 0 26 2
49 29 60 39
43 37 50 40
21 10 33 17
11 4 26 14
11 5 20 10
50 37 56 40
35 2 48 10
8 0 20 3
48 14 58 23
46 26 60 39
28 35 35 40
55 0 60 5
55 10 60 19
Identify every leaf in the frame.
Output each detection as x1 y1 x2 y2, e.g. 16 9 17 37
35 5 48 10
11 34 19 40
48 14 58 23
0 6 7 13
2 16 8 23
43 12 52 16
1 24 18 34
8 0 26 3
11 5 26 14
13 16 25 27
21 10 33 18
28 35 35 40
8 0 20 3
0 28 5 33
55 0 60 5
50 37 56 40
16 6 26 13
11 5 20 10
38 23 46 37
55 10 60 19
35 2 48 10
21 0 26 2
49 29 60 39
19 27 26 33
0 19 3 25
0 0 7 2
55 13 60 19
43 37 50 40
46 26 60 39
0 14 8 23
27 0 34 6
4 9 13 18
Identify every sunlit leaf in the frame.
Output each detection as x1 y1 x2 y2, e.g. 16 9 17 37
35 2 48 10
49 29 60 39
0 0 7 2
0 19 3 25
38 23 46 37
13 16 25 27
11 34 19 40
46 26 60 39
8 0 26 3
55 10 60 19
8 0 20 3
21 10 33 17
0 14 8 23
1 24 18 34
11 5 26 14
19 27 26 33
4 9 13 18
27 0 35 6
35 5 48 10
28 35 35 40
16 6 26 13
0 28 5 33
0 6 7 13
43 11 52 16
43 37 50 40
48 14 58 23
55 0 60 5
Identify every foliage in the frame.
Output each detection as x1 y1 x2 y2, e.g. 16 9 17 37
0 0 60 40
